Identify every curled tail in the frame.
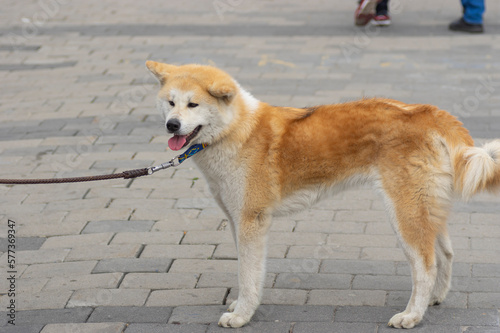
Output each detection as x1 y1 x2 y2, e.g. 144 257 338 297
454 140 500 200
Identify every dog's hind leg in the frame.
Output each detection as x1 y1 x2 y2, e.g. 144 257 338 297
383 191 439 329
380 139 455 328
380 163 454 329
429 231 454 306
218 212 271 328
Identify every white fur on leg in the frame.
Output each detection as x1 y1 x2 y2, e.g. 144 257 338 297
218 231 269 328
388 255 437 329
227 299 238 312
381 191 437 329
429 233 453 306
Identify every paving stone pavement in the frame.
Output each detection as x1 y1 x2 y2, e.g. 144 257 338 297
1 0 500 332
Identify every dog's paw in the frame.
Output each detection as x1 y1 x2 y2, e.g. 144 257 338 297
388 311 422 329
218 312 249 328
227 300 238 312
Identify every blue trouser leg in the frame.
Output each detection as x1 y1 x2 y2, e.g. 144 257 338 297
461 0 485 24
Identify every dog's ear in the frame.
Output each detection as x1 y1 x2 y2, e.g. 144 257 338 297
146 61 175 85
208 81 236 103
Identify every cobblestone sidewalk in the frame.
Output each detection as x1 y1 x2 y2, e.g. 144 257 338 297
0 0 499 332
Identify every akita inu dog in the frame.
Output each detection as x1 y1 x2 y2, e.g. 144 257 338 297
146 61 500 329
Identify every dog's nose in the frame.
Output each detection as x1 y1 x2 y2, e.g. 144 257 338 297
166 119 181 133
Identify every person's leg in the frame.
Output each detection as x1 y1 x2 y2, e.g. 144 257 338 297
449 0 484 33
462 0 485 24
355 0 380 26
376 0 389 16
373 0 391 26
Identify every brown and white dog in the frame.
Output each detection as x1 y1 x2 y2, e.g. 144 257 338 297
146 61 500 329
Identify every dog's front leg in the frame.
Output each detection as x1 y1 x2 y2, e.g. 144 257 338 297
218 212 271 328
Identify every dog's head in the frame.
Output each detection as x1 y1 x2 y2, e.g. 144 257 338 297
146 61 245 151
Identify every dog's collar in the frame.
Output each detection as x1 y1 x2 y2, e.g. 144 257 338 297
177 143 209 164
148 143 208 175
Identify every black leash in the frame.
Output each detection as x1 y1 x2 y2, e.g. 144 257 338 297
0 143 208 185
0 168 149 185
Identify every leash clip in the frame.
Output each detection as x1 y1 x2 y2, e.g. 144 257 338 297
147 143 208 175
147 157 179 175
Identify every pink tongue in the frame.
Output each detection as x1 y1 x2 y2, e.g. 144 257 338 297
168 135 187 151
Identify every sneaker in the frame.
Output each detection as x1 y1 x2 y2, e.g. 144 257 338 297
372 14 391 26
449 17 483 33
355 0 380 26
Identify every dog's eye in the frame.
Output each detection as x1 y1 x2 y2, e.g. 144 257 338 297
169 101 175 107
187 103 199 108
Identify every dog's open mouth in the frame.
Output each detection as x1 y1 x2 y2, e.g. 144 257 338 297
168 125 202 151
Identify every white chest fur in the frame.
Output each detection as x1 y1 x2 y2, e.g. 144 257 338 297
193 145 246 222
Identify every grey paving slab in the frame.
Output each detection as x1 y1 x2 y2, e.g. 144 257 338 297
0 45 40 52
336 306 500 326
353 275 413 291
181 231 233 245
93 258 173 273
334 306 414 323
0 325 44 332
386 291 468 309
0 237 45 251
23 130 79 140
41 233 114 249
453 202 500 214
321 259 396 275
82 220 155 233
88 306 172 323
207 322 291 332
0 61 77 71
168 305 228 324
120 272 199 289
196 272 275 289
21 261 97 279
462 327 500 333
67 288 150 307
468 292 500 308
378 325 463 333
2 308 93 326
293 322 378 333
286 245 360 260
227 288 308 306
453 277 500 292
92 159 155 170
168 259 238 274
40 322 126 333
252 305 334 322
274 273 352 289
66 244 142 261
125 323 209 333
473 264 500 277
15 290 73 311
146 288 227 307
141 245 215 259
3 248 69 265
265 258 321 274
111 232 184 245
43 272 123 291
308 289 386 306
396 261 472 277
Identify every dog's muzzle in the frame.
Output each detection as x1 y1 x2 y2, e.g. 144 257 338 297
166 118 181 133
